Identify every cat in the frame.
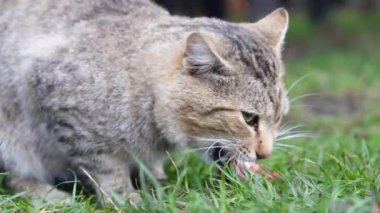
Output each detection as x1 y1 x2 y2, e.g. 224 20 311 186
0 0 289 204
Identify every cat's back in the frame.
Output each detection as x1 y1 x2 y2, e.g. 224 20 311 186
0 0 168 55
0 0 169 128
0 0 169 89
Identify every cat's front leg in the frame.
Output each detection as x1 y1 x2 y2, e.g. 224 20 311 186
149 157 167 181
74 152 140 206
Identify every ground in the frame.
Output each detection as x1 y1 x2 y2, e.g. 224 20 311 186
0 10 379 212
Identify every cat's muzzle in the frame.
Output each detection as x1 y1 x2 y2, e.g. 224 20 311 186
208 142 259 180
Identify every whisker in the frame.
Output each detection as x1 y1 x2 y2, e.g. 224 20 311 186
204 141 222 155
218 147 225 160
203 143 235 158
184 141 219 154
226 155 235 165
287 73 313 94
190 136 233 144
276 133 314 142
280 129 311 135
186 136 238 157
290 104 316 109
280 131 314 137
274 146 288 151
185 145 227 153
279 121 291 129
274 143 300 148
193 137 236 147
289 93 321 104
279 124 304 132
279 124 305 136
279 131 314 138
217 144 236 160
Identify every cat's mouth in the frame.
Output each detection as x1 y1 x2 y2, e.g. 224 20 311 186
209 142 261 180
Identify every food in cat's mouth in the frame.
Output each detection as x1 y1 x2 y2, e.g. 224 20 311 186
233 160 258 180
210 143 279 180
233 160 280 180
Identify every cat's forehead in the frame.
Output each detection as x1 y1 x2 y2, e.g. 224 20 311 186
238 77 280 115
220 32 281 113
235 77 280 115
205 24 279 81
223 31 279 81
202 23 285 114
210 74 282 116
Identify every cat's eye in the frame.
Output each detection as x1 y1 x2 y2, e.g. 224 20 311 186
241 111 259 130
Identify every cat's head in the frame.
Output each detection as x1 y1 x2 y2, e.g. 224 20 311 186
163 8 289 164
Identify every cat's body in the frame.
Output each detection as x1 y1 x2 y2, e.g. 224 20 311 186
0 0 289 203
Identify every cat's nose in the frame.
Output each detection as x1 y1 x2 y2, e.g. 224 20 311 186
246 132 274 160
248 139 273 160
256 152 269 160
255 141 273 159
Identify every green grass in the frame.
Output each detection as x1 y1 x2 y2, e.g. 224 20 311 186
1 10 380 212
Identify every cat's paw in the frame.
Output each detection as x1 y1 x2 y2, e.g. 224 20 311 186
6 176 72 205
127 191 142 207
149 159 167 181
152 167 167 181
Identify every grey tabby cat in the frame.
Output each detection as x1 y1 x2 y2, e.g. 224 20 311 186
0 0 289 203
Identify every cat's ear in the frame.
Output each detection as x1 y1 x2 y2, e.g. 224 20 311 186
183 33 222 75
241 8 289 51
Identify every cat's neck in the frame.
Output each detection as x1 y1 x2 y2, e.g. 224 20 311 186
138 39 189 149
